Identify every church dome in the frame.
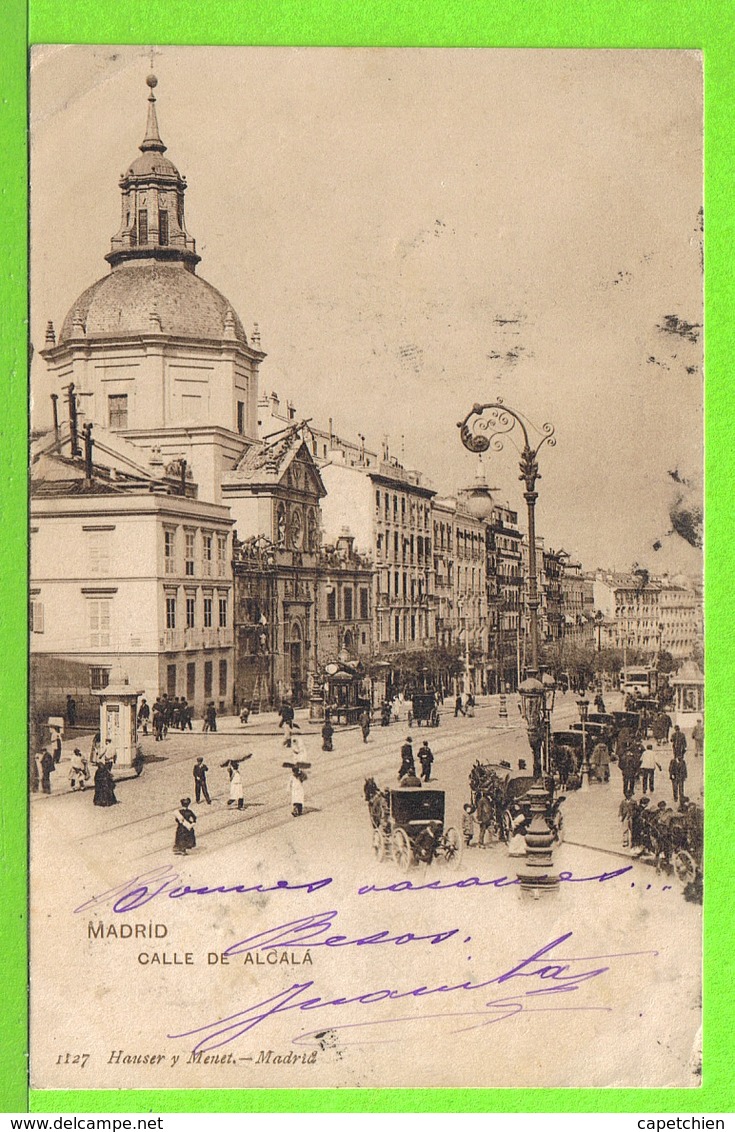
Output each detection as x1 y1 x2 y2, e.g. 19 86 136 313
125 151 181 178
59 262 248 345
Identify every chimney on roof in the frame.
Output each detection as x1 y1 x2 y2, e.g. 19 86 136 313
83 423 94 484
50 394 59 443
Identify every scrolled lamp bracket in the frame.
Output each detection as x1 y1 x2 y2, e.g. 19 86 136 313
457 399 555 490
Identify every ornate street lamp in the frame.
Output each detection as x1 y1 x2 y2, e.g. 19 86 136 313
458 399 555 675
577 695 590 791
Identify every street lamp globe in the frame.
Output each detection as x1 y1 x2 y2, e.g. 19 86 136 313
576 696 590 723
541 671 556 714
461 459 496 522
519 675 545 727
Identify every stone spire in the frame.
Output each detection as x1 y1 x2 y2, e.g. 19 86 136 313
140 74 166 154
106 74 200 271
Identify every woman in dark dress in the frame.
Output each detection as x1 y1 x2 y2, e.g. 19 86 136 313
93 760 118 807
174 797 197 854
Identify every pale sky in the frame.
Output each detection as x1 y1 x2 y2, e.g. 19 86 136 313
30 45 704 575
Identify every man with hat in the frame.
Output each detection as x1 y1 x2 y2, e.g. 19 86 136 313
193 757 211 804
418 739 434 782
398 737 416 781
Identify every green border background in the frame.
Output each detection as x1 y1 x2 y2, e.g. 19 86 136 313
1 0 732 1115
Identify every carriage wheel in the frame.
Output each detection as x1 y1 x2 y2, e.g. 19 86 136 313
500 809 514 843
391 828 412 873
443 826 463 870
674 850 696 887
371 828 386 862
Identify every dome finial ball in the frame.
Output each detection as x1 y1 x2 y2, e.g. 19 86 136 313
146 74 158 89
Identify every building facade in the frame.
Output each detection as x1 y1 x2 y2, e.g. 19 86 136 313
30 430 234 723
486 502 523 691
319 455 436 654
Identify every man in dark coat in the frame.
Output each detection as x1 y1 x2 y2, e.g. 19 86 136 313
418 740 434 782
359 709 371 743
137 699 150 736
669 753 688 808
152 699 164 741
321 717 334 752
203 701 217 732
671 725 687 759
66 695 77 727
193 757 211 804
398 737 415 780
40 749 55 794
619 747 639 798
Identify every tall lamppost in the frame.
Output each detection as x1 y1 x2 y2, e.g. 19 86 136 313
457 404 557 773
577 695 590 791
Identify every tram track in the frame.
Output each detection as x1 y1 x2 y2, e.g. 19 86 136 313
75 717 527 858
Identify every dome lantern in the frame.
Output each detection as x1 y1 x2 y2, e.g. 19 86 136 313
106 74 200 272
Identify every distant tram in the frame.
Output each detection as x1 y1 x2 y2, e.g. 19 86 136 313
621 667 658 697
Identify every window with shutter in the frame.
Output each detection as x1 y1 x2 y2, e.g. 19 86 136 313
30 601 45 633
89 599 111 647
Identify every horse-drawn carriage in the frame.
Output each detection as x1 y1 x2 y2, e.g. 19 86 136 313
364 779 461 871
462 762 537 846
407 691 440 728
623 798 703 890
463 762 566 848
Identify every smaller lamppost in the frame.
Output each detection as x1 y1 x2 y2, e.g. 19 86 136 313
541 671 557 775
577 695 590 791
519 673 545 779
595 609 604 653
517 670 560 895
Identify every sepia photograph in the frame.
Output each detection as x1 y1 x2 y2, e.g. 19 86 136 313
29 45 704 1090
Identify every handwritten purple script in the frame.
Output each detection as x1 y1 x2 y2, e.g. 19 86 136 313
167 931 659 1053
72 865 333 915
222 910 461 956
72 864 633 915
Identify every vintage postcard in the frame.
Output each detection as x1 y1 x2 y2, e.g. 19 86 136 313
29 46 703 1090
